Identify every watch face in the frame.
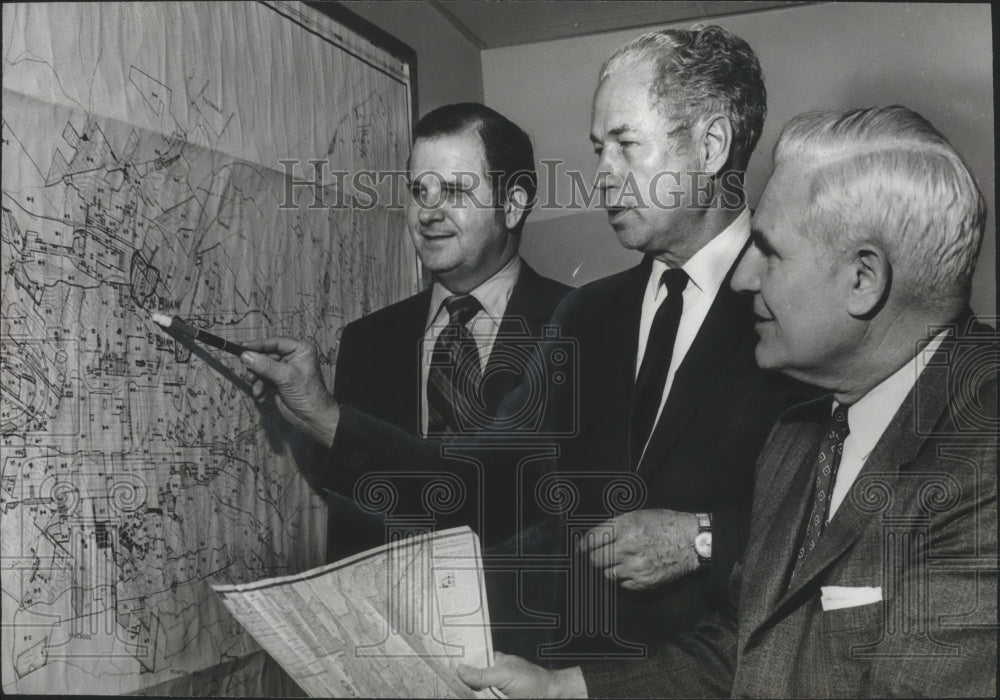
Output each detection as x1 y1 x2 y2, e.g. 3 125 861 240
695 531 712 558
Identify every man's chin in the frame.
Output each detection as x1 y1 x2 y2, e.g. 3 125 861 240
416 251 459 273
612 227 647 251
753 344 782 372
754 347 818 386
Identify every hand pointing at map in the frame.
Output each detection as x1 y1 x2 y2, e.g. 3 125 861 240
240 337 340 447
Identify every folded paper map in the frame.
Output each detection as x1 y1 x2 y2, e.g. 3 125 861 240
213 527 501 698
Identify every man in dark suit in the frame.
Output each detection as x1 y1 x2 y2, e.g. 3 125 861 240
241 26 809 660
510 25 805 657
333 103 569 438
327 103 569 558
459 106 997 697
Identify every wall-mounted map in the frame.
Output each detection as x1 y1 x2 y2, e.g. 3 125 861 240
1 2 418 693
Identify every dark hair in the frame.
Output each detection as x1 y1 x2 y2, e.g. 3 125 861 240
413 103 537 232
601 25 766 171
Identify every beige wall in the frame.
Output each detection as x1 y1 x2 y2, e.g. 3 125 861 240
338 0 483 115
483 2 996 316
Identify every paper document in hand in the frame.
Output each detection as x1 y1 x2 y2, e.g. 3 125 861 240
212 526 500 698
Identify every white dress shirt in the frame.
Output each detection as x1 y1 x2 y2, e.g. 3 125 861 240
420 256 521 435
634 208 750 460
828 331 947 519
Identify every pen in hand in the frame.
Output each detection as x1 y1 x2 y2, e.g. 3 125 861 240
151 312 250 356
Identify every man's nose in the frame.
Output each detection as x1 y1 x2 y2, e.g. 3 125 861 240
417 200 445 225
595 152 621 192
595 169 617 194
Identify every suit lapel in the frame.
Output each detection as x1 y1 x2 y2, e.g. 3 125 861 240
615 259 651 392
596 261 650 453
739 400 830 636
779 375 944 603
759 342 954 626
492 263 547 342
482 262 569 409
619 260 650 376
573 258 648 396
638 262 753 472
403 290 433 434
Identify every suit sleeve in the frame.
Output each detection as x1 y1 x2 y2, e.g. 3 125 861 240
582 591 740 697
707 500 750 603
326 404 446 485
706 372 814 603
326 404 556 544
332 320 360 405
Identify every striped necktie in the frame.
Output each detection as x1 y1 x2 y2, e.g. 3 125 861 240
426 294 483 437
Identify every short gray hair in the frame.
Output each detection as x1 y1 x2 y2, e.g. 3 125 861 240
775 106 986 312
600 25 766 171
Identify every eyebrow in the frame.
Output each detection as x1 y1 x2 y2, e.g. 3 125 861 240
408 174 475 191
750 227 778 256
608 125 636 138
590 124 638 143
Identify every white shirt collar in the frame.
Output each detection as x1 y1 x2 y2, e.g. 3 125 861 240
426 255 522 328
839 331 948 458
632 209 750 463
827 331 949 520
648 208 749 296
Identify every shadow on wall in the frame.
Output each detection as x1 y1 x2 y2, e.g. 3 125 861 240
521 210 641 288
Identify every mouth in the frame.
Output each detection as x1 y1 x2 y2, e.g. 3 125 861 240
606 206 629 223
419 230 456 242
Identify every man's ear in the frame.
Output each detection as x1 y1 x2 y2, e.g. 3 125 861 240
700 114 734 177
504 185 529 231
845 243 890 319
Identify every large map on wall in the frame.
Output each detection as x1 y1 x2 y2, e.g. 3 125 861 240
1 2 418 693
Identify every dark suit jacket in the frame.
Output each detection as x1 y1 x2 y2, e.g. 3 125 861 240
333 261 571 434
536 254 811 654
584 318 998 697
324 261 569 558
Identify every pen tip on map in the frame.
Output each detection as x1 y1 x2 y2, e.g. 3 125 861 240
150 312 173 328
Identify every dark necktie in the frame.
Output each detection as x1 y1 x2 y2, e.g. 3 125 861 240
792 403 851 578
630 268 689 467
426 294 483 437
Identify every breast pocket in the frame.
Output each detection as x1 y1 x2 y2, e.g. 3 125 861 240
822 597 883 633
816 597 883 697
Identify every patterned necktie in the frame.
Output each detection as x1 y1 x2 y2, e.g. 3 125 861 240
426 294 483 437
630 268 689 467
792 403 851 577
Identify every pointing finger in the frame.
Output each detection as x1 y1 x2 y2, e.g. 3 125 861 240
241 351 289 384
240 336 306 356
588 541 623 570
577 526 616 554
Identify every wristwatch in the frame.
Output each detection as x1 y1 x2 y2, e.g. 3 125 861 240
694 512 712 567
